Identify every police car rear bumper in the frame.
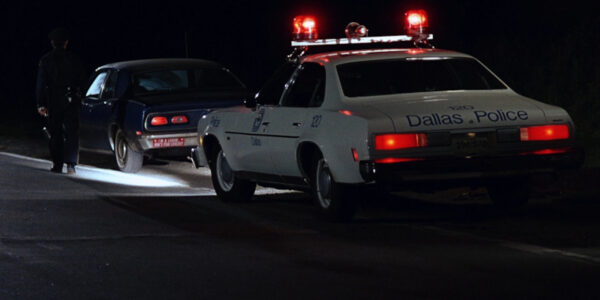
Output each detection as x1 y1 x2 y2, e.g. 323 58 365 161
360 146 584 185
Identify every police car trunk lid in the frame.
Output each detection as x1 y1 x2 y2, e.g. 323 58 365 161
361 91 546 131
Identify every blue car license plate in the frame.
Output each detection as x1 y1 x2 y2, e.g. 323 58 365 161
152 137 185 148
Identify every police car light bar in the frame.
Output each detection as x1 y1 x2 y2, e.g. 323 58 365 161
291 10 433 48
291 34 434 47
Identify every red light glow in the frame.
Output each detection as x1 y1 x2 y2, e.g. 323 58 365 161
532 149 569 155
375 133 427 150
520 125 569 141
293 16 318 39
405 10 428 29
408 49 426 55
352 148 359 162
375 158 422 164
150 116 168 126
339 110 353 116
520 148 570 156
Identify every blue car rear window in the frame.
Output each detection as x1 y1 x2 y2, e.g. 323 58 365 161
133 68 244 95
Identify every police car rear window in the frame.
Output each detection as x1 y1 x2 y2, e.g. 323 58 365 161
336 58 506 97
133 68 244 96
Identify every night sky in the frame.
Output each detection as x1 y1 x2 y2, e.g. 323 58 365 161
1 1 598 130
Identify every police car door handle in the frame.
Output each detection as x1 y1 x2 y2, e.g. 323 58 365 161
292 122 302 127
261 122 270 126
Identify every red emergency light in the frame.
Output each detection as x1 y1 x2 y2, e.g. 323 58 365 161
405 9 429 36
345 22 369 38
293 16 318 40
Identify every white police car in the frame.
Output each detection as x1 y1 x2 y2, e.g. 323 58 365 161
191 11 582 220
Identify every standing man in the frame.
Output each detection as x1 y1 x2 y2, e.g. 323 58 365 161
36 28 87 174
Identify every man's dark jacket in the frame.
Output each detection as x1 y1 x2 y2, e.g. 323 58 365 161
35 48 87 111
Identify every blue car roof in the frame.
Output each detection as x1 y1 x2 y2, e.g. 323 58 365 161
96 58 224 72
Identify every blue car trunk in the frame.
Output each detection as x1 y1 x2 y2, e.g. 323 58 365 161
139 90 246 133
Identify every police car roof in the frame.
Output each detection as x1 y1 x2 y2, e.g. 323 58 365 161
96 58 224 73
302 48 473 65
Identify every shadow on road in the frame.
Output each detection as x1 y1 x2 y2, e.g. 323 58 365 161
99 188 600 251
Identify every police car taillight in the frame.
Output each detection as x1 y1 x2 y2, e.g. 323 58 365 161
375 133 428 150
293 16 318 40
520 125 569 141
151 116 168 126
171 115 188 124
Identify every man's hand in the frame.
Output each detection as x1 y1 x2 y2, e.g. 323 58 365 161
37 106 48 117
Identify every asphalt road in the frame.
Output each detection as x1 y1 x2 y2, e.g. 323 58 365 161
1 151 600 299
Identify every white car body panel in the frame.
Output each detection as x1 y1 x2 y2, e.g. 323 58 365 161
194 48 579 187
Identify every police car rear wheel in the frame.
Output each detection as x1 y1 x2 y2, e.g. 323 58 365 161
114 129 143 173
487 177 529 209
210 147 255 202
312 158 356 221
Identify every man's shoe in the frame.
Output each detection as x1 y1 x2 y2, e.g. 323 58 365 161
66 164 76 175
51 164 63 173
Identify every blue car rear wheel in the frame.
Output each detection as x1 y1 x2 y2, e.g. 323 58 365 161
114 129 143 173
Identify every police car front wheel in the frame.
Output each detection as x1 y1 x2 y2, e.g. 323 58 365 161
209 146 256 202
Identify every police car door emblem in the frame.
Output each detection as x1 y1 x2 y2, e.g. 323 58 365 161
210 116 221 127
252 108 265 132
310 115 322 128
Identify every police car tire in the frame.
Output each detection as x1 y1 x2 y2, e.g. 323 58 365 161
487 177 530 208
209 146 256 203
114 129 143 173
312 157 356 221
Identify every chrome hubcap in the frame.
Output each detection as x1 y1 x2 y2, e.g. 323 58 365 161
216 150 234 192
316 159 332 209
116 135 127 167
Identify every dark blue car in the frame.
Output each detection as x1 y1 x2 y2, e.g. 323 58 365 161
80 58 247 172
